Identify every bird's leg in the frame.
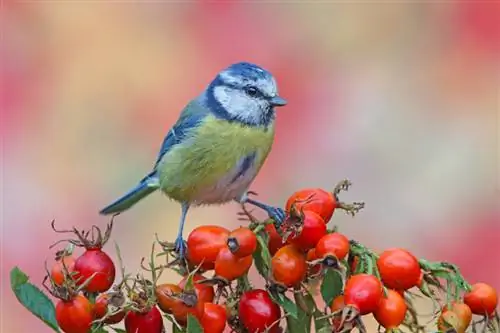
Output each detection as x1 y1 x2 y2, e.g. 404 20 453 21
241 197 286 227
174 203 190 259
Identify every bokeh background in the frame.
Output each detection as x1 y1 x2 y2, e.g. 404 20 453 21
2 1 499 332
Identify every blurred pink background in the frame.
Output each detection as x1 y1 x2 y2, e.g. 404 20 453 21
2 1 499 332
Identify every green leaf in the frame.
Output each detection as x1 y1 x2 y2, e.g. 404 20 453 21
270 292 299 319
186 314 204 333
294 290 315 315
286 312 311 333
432 270 452 280
313 309 332 333
365 256 375 275
10 266 29 287
184 273 196 292
286 292 314 333
10 267 60 332
91 327 108 333
320 269 343 307
253 231 271 278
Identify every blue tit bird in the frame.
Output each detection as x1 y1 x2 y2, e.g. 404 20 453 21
100 62 287 257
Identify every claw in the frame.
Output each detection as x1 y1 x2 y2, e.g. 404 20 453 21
174 236 187 259
267 207 286 227
243 198 287 227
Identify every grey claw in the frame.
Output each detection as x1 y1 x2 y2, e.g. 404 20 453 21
269 207 286 227
174 237 187 259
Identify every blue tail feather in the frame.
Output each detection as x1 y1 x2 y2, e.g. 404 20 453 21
99 174 159 215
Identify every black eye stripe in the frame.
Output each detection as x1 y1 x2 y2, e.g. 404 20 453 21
245 86 261 97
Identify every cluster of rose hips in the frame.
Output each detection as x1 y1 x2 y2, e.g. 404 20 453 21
11 180 500 333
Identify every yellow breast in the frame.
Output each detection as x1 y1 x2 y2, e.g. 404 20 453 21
157 115 275 203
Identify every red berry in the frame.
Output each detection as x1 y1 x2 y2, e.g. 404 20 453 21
464 283 498 317
265 223 286 255
187 225 229 270
377 248 421 291
73 249 115 293
124 307 163 333
200 303 227 333
315 233 350 261
373 290 407 329
344 274 383 315
286 211 327 251
271 244 307 288
227 227 257 258
286 188 337 223
156 283 183 314
215 247 253 282
55 295 94 333
239 289 281 333
178 274 215 305
174 274 215 325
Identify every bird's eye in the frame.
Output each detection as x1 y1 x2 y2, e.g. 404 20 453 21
245 86 258 97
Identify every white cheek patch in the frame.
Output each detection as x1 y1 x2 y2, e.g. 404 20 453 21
213 86 263 124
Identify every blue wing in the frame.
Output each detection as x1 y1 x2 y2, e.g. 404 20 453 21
99 100 209 215
153 100 210 169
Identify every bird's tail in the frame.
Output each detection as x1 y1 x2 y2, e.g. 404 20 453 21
99 172 159 215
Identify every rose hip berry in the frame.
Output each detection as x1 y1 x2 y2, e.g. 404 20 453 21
286 188 337 223
215 247 253 282
315 232 350 261
239 289 281 333
464 282 498 317
286 210 327 251
74 249 115 293
200 303 227 333
373 289 407 330
377 248 421 291
52 221 116 293
271 244 307 288
124 307 164 333
186 225 229 270
55 295 94 333
227 226 257 258
344 274 383 315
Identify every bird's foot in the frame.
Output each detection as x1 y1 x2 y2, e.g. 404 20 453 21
242 197 287 227
264 206 287 228
174 236 187 259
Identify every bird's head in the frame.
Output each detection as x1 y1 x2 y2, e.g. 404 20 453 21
204 62 287 126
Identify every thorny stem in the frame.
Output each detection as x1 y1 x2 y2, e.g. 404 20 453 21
114 242 135 294
50 217 115 249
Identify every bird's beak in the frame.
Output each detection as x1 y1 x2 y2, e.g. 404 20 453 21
269 96 287 107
